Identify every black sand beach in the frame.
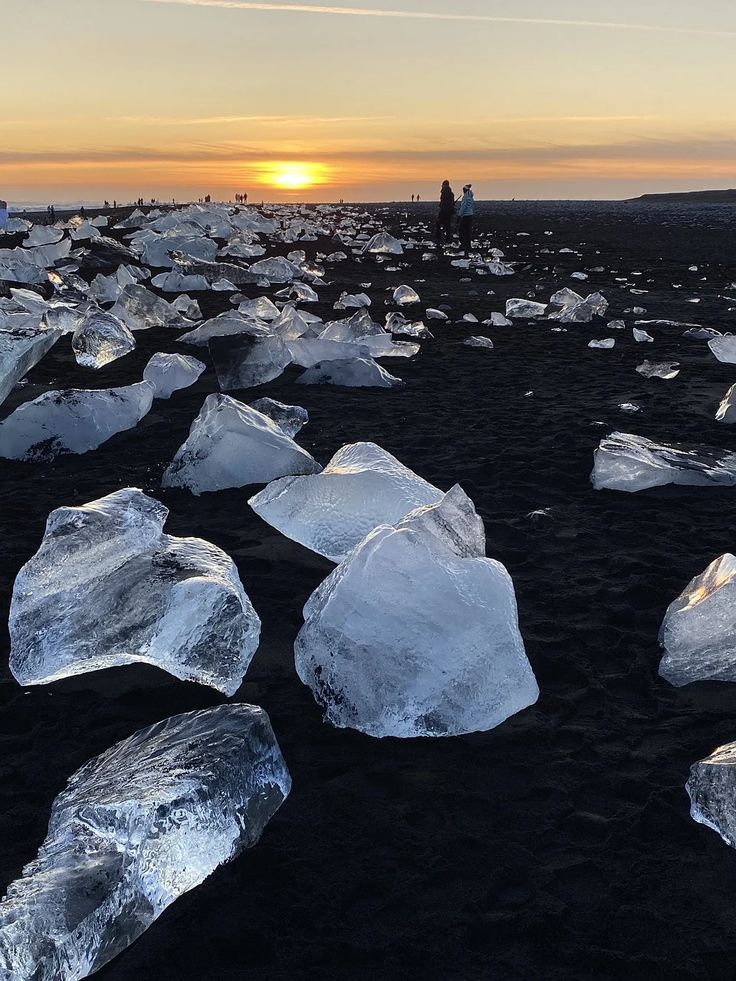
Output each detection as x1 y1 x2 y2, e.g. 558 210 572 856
2 200 736 980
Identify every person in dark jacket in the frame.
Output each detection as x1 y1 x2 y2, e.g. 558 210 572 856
435 180 455 245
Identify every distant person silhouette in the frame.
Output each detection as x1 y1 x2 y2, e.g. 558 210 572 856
411 194 415 203
435 180 455 245
0 199 8 231
457 183 475 252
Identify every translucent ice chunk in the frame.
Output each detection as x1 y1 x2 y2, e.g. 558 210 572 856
248 256 303 282
10 488 261 693
506 298 547 319
464 336 494 349
0 382 154 461
636 360 680 379
287 337 368 368
294 492 538 737
110 284 184 331
162 394 320 494
0 322 61 406
716 384 736 424
588 338 614 349
249 441 442 562
362 232 404 255
633 328 654 343
659 553 736 686
0 703 290 981
687 740 736 849
178 312 269 347
71 311 135 369
296 357 403 388
209 333 292 389
392 285 420 305
592 431 736 492
143 352 206 398
250 397 308 437
709 336 736 364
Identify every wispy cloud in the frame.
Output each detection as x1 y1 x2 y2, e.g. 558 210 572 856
112 113 393 126
140 0 736 39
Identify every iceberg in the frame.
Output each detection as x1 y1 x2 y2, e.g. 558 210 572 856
10 488 261 693
143 352 206 398
592 431 736 492
209 333 292 389
162 394 320 494
250 397 308 437
249 441 442 562
294 487 538 737
0 703 290 981
659 553 736 686
0 322 61 407
687 740 736 849
71 311 135 369
0 382 154 461
296 357 403 388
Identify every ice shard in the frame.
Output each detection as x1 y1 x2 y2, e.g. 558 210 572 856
687 741 736 849
716 384 736 424
362 232 404 255
592 431 736 492
71 311 135 369
0 382 154 461
110 284 185 331
143 352 206 398
10 488 261 693
209 333 292 390
506 298 547 319
249 397 308 437
162 393 320 494
0 703 290 981
249 441 443 562
0 322 62 406
392 285 420 305
296 357 403 388
294 488 538 737
464 336 494 349
636 360 680 379
709 336 736 364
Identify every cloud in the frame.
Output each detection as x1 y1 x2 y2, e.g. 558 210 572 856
140 0 736 39
111 113 393 126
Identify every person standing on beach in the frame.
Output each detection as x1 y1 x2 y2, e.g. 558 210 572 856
435 180 455 245
0 200 7 231
457 183 475 252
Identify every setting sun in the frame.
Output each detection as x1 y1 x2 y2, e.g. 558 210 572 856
259 161 329 192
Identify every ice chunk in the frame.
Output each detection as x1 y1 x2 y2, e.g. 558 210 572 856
709 336 736 364
592 431 736 492
0 322 61 407
178 311 269 347
683 327 720 340
143 352 206 398
588 338 615 349
162 394 319 494
426 308 449 321
362 232 404 255
335 292 371 310
488 312 512 327
250 397 308 437
294 491 538 737
23 225 64 247
71 311 135 369
0 382 154 461
151 270 210 291
248 256 303 282
355 335 419 359
395 483 486 558
110 284 184 331
686 740 736 849
10 488 261 693
238 296 280 320
659 554 736 686
288 337 368 368
464 336 494 349
209 333 292 389
296 357 402 388
633 327 654 343
716 384 736 424
506 298 547 319
636 360 680 379
249 441 442 562
0 703 290 981
392 285 420 305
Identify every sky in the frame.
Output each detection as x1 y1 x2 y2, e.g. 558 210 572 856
3 0 736 203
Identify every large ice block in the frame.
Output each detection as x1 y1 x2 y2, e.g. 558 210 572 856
162 393 320 494
10 488 261 693
296 357 403 388
591 432 736 492
0 704 290 981
249 441 443 562
0 322 62 406
209 333 291 390
294 489 538 737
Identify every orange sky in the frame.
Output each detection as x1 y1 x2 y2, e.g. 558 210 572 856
3 0 736 203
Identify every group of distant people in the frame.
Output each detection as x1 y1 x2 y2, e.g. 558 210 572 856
235 192 249 204
433 180 475 252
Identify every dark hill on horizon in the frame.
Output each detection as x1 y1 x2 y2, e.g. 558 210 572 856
633 188 736 204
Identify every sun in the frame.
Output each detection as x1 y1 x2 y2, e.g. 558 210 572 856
260 161 328 192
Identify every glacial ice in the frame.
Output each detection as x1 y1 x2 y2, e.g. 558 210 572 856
10 488 261 693
296 357 403 388
143 352 206 398
687 740 736 849
709 335 736 364
0 322 61 406
464 336 494 349
294 487 538 737
659 553 736 686
592 431 736 492
110 284 185 331
588 338 615 349
362 232 404 255
178 312 270 347
393 285 420 305
716 384 736 424
636 360 680 379
250 397 308 437
209 333 292 389
506 298 547 319
633 328 654 343
0 382 154 461
248 256 303 282
0 703 290 981
71 311 135 369
287 337 368 368
162 394 320 494
249 441 443 562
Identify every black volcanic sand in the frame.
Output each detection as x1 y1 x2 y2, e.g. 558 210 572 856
2 200 736 980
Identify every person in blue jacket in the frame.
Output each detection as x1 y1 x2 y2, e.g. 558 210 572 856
457 183 475 252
